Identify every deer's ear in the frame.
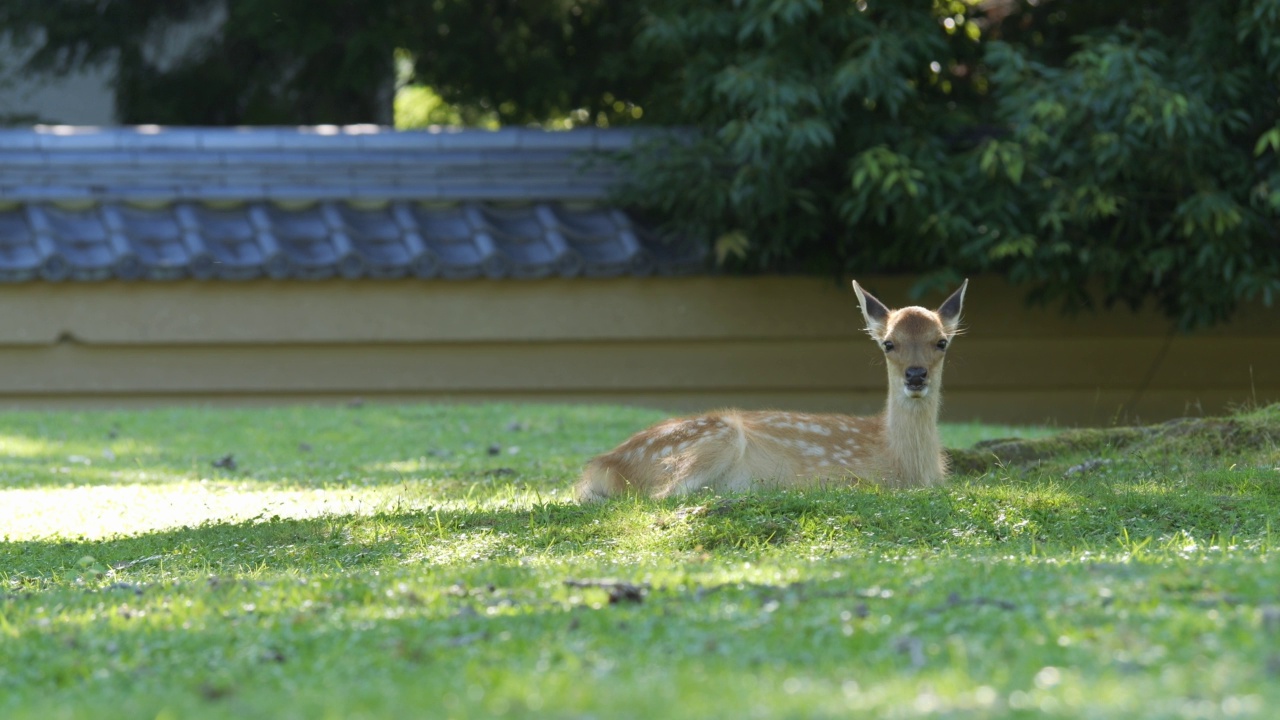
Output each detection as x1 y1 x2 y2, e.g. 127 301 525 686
937 279 968 334
852 280 889 338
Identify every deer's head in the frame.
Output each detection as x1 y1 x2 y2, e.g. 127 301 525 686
853 280 967 401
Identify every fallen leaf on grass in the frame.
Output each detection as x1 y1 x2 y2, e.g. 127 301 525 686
199 682 234 701
564 578 648 604
103 582 143 596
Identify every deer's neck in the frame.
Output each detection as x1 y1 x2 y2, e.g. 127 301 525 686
882 387 945 486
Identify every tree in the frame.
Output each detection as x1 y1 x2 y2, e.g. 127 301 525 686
977 1 1280 328
618 0 989 281
0 0 653 127
618 0 1280 329
0 0 405 124
4 0 1278 327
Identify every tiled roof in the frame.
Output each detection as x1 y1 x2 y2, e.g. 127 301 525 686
0 125 704 281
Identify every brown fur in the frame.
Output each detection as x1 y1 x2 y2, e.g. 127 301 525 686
575 280 967 501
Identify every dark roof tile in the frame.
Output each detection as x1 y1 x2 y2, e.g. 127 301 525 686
0 127 706 281
0 209 46 280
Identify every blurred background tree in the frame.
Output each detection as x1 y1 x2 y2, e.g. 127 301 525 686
619 0 1280 329
2 0 1277 328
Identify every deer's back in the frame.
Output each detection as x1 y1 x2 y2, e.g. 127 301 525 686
576 410 887 500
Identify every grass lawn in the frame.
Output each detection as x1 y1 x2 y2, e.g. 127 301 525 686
2 402 1278 719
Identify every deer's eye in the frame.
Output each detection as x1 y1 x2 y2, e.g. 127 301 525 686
937 339 948 351
882 340 895 352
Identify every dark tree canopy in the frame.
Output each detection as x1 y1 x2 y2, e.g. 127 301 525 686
3 0 1278 328
0 0 655 126
618 0 1280 329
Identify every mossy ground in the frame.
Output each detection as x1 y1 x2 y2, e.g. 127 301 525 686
2 403 1278 719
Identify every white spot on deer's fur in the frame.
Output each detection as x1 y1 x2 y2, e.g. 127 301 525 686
803 423 831 435
801 443 827 457
676 441 693 452
658 445 673 458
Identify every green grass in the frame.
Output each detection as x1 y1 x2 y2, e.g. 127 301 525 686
2 402 1278 719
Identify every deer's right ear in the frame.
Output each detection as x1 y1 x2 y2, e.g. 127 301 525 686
852 280 889 338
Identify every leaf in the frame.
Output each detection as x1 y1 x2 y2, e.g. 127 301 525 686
988 236 1036 260
714 230 751 265
1254 128 1280 157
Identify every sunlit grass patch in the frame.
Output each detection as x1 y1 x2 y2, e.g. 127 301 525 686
0 482 395 542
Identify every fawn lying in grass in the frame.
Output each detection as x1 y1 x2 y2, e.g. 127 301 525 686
575 280 968 501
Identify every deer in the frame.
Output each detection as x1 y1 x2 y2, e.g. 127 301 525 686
574 279 968 502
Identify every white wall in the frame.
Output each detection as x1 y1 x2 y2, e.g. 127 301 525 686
0 38 117 125
0 3 227 126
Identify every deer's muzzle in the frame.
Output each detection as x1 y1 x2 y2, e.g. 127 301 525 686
904 366 928 387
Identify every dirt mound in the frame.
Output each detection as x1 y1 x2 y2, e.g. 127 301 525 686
946 406 1280 475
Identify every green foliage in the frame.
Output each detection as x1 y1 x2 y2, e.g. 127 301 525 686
622 0 983 277
5 0 1280 325
619 0 1280 328
3 402 1280 718
397 0 658 127
976 4 1280 328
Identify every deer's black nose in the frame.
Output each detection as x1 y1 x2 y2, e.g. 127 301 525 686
905 366 928 384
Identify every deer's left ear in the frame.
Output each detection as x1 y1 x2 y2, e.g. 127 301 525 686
937 279 967 334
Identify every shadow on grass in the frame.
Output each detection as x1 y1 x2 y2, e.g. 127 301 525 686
659 471 1280 553
5 464 1277 583
0 565 1008 709
2 501 616 581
